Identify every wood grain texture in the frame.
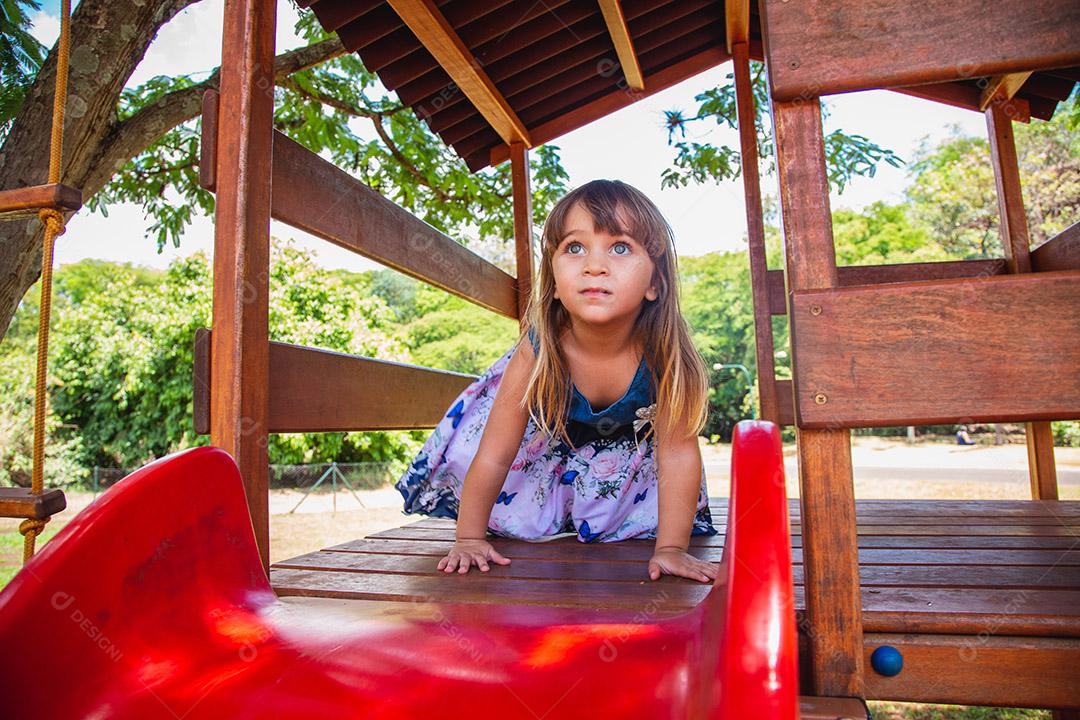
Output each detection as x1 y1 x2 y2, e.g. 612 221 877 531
863 633 1080 710
210 0 276 571
759 0 1080 101
0 488 66 519
987 102 1060 501
734 42 779 424
766 259 1009 315
200 91 518 318
791 272 1080 427
271 130 518 317
0 184 81 219
1033 221 1080 272
771 96 863 696
597 0 644 90
510 141 533 323
193 329 476 433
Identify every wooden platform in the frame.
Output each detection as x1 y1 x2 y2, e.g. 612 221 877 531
270 499 1080 709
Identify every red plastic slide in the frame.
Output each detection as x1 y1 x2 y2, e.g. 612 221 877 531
0 420 797 718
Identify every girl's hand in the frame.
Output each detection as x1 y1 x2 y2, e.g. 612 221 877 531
647 546 719 583
437 538 512 575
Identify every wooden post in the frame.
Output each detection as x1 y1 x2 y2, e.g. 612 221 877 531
986 102 1059 500
771 97 864 697
211 0 276 570
510 141 534 326
732 42 779 424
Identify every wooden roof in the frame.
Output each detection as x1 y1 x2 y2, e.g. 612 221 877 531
300 0 1078 172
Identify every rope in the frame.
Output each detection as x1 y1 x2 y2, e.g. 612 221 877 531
21 0 72 562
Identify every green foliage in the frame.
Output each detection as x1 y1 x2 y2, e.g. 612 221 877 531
662 61 903 193
401 284 519 375
0 0 46 141
89 11 570 253
0 239 439 485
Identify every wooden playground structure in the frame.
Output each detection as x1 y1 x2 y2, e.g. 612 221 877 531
2 0 1079 716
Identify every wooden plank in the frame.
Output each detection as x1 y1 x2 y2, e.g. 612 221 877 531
980 71 1034 111
510 141 533 323
767 259 1009 315
270 567 712 613
211 0 276 571
385 0 532 145
192 330 477 433
771 96 863 697
0 488 66 520
202 93 518 318
275 548 1080 588
724 0 749 53
862 633 1080 709
269 130 518 318
986 101 1059 501
758 0 1080 101
790 272 1080 428
776 378 795 426
597 0 644 91
1033 221 1080 272
489 44 742 167
733 42 779 424
894 83 1032 124
0 183 81 220
193 327 210 434
199 91 218 192
799 697 869 720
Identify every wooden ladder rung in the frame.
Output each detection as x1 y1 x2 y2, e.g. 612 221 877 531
0 487 67 519
0 184 82 221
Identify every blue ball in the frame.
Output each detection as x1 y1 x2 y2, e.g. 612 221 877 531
871 645 903 677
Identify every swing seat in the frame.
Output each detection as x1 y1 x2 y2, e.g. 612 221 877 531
0 421 805 719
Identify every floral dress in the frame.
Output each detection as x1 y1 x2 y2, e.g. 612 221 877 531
394 327 718 543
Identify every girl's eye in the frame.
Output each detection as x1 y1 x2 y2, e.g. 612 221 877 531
566 241 584 254
612 241 631 255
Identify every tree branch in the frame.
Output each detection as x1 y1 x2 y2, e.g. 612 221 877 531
81 37 347 197
279 76 455 205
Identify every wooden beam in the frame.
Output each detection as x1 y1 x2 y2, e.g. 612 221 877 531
894 83 1032 123
724 0 750 53
733 42 778 424
758 0 1080 101
790 272 1080 428
0 184 81 220
489 43 747 167
863 634 1080 710
510 142 534 324
194 329 477 433
200 90 519 319
0 488 66 520
1032 221 1080 272
211 0 276 571
597 0 644 91
386 0 532 145
987 101 1059 500
766 259 1010 315
771 96 864 698
979 71 1034 110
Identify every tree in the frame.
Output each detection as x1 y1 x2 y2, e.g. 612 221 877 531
661 61 903 192
904 103 1080 257
0 1 569 340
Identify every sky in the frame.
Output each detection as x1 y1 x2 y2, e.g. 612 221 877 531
28 0 988 274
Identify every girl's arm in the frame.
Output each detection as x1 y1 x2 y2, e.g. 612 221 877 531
651 428 719 582
453 337 535 541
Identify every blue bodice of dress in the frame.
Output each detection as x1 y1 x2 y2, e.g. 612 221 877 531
526 326 655 431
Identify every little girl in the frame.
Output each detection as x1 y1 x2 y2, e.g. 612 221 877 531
395 179 719 583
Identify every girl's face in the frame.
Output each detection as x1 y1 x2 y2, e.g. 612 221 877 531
551 201 658 327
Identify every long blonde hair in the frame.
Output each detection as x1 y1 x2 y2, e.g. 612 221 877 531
518 179 709 451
